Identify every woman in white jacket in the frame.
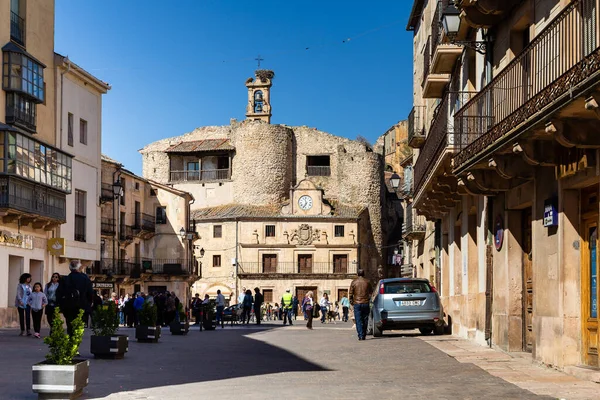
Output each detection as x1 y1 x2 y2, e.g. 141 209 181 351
319 293 331 323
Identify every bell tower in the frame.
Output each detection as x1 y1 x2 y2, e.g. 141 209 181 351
245 69 274 123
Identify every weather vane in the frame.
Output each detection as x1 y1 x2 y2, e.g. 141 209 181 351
255 54 264 68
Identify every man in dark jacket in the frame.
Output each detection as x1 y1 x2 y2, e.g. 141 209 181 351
56 260 94 336
254 288 264 325
349 269 373 341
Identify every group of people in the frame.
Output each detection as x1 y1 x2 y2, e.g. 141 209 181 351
117 291 182 327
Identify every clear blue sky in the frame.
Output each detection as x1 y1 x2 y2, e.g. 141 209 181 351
55 0 415 175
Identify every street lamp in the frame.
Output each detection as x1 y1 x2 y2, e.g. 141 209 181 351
390 173 401 190
441 4 488 54
199 247 205 258
112 179 123 198
179 227 186 238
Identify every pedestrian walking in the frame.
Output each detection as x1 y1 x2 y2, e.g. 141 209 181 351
292 295 299 320
165 292 176 325
56 260 94 336
15 273 32 336
319 293 331 323
191 294 202 324
242 289 253 324
133 292 145 326
349 269 373 341
340 294 350 322
44 273 60 332
28 282 48 338
238 287 247 305
281 289 294 325
215 290 225 328
303 291 314 330
254 288 264 325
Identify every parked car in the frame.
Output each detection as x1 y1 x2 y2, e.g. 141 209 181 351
222 303 242 322
368 278 445 337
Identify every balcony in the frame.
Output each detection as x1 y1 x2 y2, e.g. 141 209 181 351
140 258 195 275
10 12 25 46
454 0 600 172
133 213 156 238
408 106 426 148
430 1 462 75
100 183 116 202
101 217 115 236
306 166 331 176
403 204 426 240
170 169 231 183
0 175 66 224
238 262 358 276
458 0 522 28
119 225 134 242
414 91 475 196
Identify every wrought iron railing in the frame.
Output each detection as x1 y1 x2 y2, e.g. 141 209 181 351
101 217 115 235
139 258 194 275
133 213 156 232
170 169 231 182
403 203 426 238
101 183 115 201
5 98 35 132
0 176 66 221
430 1 447 61
10 12 25 45
89 259 195 276
238 262 358 275
306 166 331 176
119 225 134 241
408 106 427 144
454 0 600 167
422 35 431 85
414 91 475 193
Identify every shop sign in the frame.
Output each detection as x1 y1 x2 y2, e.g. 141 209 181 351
47 238 66 256
543 198 558 227
0 231 33 250
93 282 114 289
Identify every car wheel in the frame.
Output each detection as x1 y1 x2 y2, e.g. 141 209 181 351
419 327 433 335
366 313 373 335
372 320 383 337
434 324 444 335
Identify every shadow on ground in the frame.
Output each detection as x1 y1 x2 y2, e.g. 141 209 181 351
0 324 328 399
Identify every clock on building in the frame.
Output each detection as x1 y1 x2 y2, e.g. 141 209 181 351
298 195 313 210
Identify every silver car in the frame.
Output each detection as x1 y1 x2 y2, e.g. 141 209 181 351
368 278 445 337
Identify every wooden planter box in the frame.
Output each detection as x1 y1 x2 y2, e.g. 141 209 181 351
135 325 161 343
32 359 89 399
170 320 190 335
90 335 128 359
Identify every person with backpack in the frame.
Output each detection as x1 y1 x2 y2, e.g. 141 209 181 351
56 260 93 336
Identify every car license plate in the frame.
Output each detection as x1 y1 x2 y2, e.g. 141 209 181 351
400 300 421 306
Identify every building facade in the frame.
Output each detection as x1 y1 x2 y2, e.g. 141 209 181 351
140 70 384 305
94 156 198 304
408 0 600 372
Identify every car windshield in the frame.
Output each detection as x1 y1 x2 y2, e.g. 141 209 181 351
384 281 431 294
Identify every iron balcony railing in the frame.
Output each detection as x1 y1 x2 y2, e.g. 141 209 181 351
454 0 600 167
170 169 231 182
89 259 195 276
5 98 36 132
10 11 25 45
422 35 431 86
408 106 427 147
133 213 156 233
139 258 194 275
0 176 66 221
414 91 476 194
119 225 134 241
101 183 116 201
306 166 331 177
403 203 426 239
101 217 115 235
430 1 449 62
238 262 358 275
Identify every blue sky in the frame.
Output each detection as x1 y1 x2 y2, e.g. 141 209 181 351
55 0 415 175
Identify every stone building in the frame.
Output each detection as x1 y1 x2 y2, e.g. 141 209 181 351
0 1 109 327
407 0 600 374
140 70 384 305
93 155 198 304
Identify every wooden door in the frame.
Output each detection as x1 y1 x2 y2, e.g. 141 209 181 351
333 255 348 273
337 289 348 303
522 208 534 353
298 254 313 273
583 218 599 367
262 254 277 273
262 289 273 303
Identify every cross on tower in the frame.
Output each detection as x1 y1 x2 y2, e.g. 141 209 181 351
255 54 264 68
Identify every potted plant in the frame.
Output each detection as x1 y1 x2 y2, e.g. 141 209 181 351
202 301 217 331
90 301 128 358
170 302 190 335
32 308 88 399
135 302 161 342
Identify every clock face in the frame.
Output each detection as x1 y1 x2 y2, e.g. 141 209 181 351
298 195 313 211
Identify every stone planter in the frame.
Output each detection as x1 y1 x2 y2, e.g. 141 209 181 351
32 359 89 399
135 325 161 342
170 320 189 335
90 334 128 359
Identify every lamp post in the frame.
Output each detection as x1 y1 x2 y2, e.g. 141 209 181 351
441 4 488 54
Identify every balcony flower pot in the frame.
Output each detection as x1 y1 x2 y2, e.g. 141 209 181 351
91 301 128 358
34 308 88 399
135 325 161 342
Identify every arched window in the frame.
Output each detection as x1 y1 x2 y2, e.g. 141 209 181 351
254 90 264 113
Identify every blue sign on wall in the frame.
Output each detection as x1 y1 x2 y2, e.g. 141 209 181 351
543 197 558 227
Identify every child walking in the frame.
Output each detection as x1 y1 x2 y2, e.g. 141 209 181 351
28 282 48 338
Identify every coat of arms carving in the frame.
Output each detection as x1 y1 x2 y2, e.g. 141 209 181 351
290 224 320 245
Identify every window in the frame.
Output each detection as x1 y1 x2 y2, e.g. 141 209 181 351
79 119 87 145
384 281 432 294
74 190 86 242
265 225 275 237
149 188 157 196
213 225 222 238
334 225 345 237
213 255 221 268
5 92 36 132
333 254 348 273
10 0 25 45
120 178 125 206
156 206 167 224
2 50 45 102
186 161 199 180
262 254 277 273
134 182 140 191
306 155 331 176
67 113 73 146
134 201 140 229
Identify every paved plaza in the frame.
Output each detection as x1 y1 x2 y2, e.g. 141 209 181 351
0 321 597 399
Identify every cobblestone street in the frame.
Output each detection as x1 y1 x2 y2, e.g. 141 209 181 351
3 321 596 400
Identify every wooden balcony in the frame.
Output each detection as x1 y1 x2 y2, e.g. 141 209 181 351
170 169 231 183
454 0 600 180
408 106 426 148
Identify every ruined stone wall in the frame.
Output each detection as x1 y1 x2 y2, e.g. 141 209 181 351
230 120 292 205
